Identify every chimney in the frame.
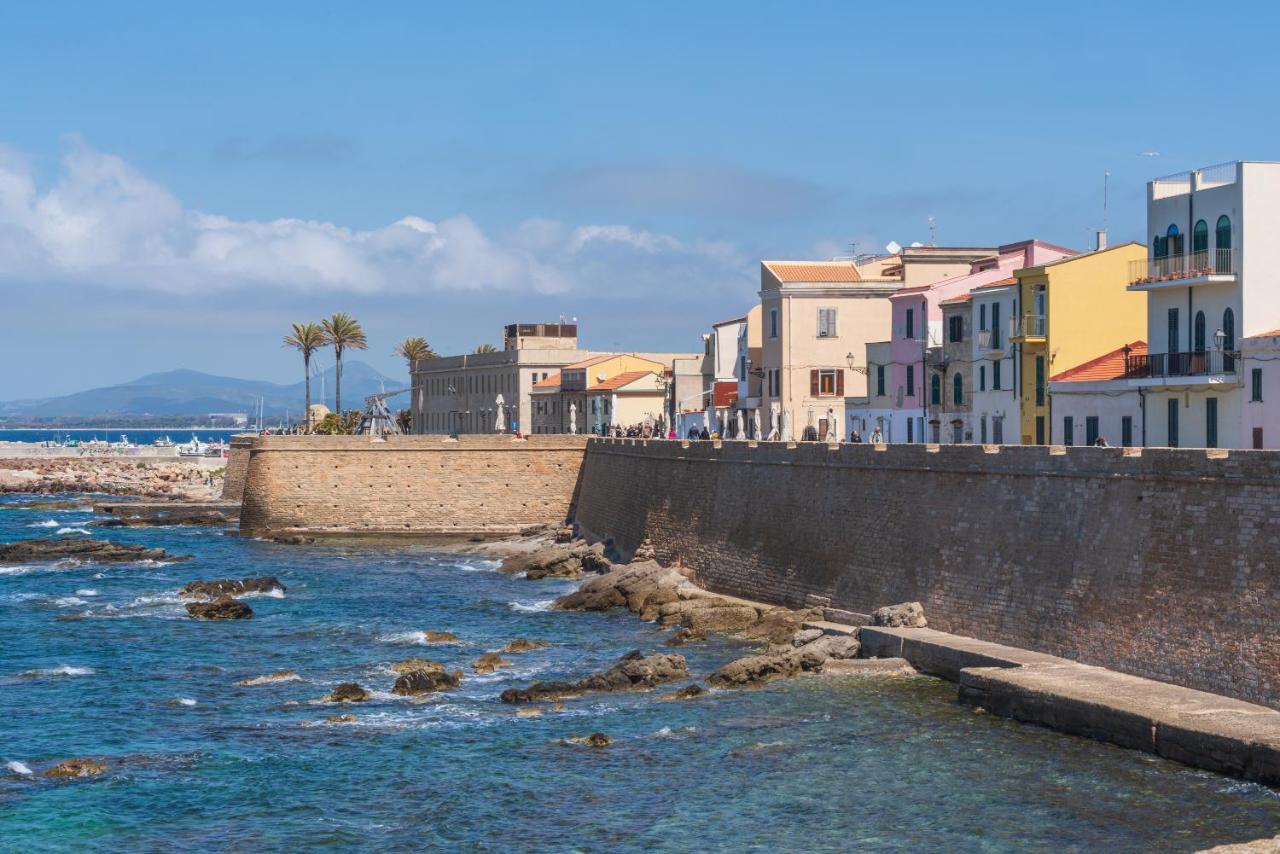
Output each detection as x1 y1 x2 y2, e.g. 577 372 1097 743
1095 230 1107 251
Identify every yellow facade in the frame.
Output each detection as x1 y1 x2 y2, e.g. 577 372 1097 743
1013 242 1147 444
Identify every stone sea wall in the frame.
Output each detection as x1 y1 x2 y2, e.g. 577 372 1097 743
220 434 256 502
572 439 1280 708
238 434 588 536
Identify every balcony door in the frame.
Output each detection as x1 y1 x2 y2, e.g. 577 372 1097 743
1167 399 1179 448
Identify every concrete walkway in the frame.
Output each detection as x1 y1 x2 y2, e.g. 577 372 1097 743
857 626 1280 787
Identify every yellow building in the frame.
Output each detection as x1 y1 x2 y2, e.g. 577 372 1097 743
1011 242 1147 444
529 353 667 434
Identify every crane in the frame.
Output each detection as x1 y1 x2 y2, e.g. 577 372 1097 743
355 388 411 437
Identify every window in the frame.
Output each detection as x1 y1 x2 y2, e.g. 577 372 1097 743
1063 416 1074 446
1223 308 1236 349
1034 356 1045 406
1086 416 1099 447
979 365 986 391
906 309 915 340
948 315 963 343
991 303 1002 349
907 418 914 443
1167 399 1179 447
1252 368 1263 402
993 416 1004 444
930 374 941 405
1254 427 1264 450
1217 215 1232 250
876 365 885 397
952 373 963 405
993 360 1002 391
1121 416 1133 447
1168 308 1180 354
1194 311 1206 352
811 368 842 397
1206 397 1218 448
769 308 778 339
1035 416 1045 445
980 415 988 444
817 307 838 338
906 365 915 397
979 304 987 331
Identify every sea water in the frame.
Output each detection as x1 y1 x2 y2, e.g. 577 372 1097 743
1 494 1278 851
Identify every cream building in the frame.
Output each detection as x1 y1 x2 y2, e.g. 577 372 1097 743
529 353 683 435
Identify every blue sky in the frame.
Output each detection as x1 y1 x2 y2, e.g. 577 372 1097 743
1 1 1276 398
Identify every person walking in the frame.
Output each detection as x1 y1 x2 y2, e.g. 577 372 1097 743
851 429 863 443
870 426 884 444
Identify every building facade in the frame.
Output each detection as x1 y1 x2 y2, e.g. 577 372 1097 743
529 354 672 435
1047 341 1146 446
968 278 1019 444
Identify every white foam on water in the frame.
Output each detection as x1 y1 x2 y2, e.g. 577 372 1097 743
177 698 197 707
456 559 501 573
27 520 59 528
92 572 107 579
6 761 32 776
377 631 459 646
53 596 88 607
1 592 43 603
508 599 556 613
238 588 285 599
75 589 98 596
56 527 92 536
21 665 94 678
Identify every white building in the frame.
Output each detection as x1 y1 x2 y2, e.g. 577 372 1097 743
1047 341 1146 446
968 277 1019 444
1124 161 1280 448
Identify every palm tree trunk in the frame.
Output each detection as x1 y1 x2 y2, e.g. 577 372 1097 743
303 353 312 434
335 346 343 416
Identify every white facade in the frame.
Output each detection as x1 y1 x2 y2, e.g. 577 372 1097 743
1047 381 1143 446
968 282 1019 444
1240 331 1280 449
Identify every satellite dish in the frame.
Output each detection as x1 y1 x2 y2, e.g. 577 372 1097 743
910 241 924 248
885 240 902 255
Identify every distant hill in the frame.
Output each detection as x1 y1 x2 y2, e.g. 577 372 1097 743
0 361 404 419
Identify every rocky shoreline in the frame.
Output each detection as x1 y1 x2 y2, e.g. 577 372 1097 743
0 457 223 499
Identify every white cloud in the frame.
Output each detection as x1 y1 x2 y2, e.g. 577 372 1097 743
0 139 752 298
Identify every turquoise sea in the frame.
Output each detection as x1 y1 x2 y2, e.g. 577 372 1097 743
1 494 1278 852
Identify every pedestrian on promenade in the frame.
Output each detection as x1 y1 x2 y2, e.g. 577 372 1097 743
1094 436 1110 447
851 430 863 443
699 427 710 440
870 426 884 444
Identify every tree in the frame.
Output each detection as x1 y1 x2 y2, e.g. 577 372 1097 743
282 322 328 433
394 336 436 370
396 408 412 434
474 343 498 354
321 313 368 416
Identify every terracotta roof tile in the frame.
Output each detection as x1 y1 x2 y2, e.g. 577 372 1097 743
1050 341 1146 383
763 260 862 283
531 371 561 390
971 276 1018 291
562 354 616 370
587 370 655 391
1251 328 1280 338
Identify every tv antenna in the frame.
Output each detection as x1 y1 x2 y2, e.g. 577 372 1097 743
1103 170 1110 233
928 216 937 246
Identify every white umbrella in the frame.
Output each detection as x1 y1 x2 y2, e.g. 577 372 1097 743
568 402 578 435
827 407 840 442
495 394 506 432
703 408 711 432
781 409 792 442
768 403 780 441
734 411 744 440
753 408 761 440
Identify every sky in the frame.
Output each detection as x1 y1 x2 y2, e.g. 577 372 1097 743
2 0 1277 399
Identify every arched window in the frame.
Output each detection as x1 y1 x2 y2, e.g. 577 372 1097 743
1223 308 1236 350
1193 220 1209 254
952 372 963 405
930 374 941 405
1194 311 1206 352
1216 215 1232 250
1153 235 1165 259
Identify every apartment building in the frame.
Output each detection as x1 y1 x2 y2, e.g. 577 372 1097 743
934 293 973 443
528 353 668 435
967 278 1019 444
734 305 764 438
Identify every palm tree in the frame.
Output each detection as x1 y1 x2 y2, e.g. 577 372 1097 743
282 322 328 433
394 336 436 370
321 313 368 415
474 343 498 354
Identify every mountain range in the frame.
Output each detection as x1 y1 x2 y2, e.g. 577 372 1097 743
0 361 404 419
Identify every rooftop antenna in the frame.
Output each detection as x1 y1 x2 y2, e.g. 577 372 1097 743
927 216 937 246
1103 170 1110 233
847 240 858 257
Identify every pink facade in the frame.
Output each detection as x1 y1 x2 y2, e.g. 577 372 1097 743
885 240 1075 441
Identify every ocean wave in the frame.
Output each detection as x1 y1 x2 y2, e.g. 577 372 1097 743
377 631 460 646
75 589 98 596
27 520 59 528
6 761 32 776
237 588 286 600
0 592 43 603
508 599 556 613
20 665 94 678
56 527 92 536
0 564 71 577
53 596 89 608
455 559 501 573
177 698 197 707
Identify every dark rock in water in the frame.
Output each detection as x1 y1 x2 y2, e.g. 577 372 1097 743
392 668 462 695
501 638 549 654
179 577 285 600
0 538 188 565
390 658 445 675
708 635 860 688
421 630 458 643
91 509 230 528
872 601 928 629
0 499 87 511
500 650 688 703
665 627 705 647
271 535 315 545
661 684 706 701
327 683 371 703
41 758 107 778
583 733 611 748
186 596 253 620
473 652 513 673
324 714 356 724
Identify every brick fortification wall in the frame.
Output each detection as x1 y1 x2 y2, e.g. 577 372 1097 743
239 435 588 536
574 439 1280 708
219 434 256 502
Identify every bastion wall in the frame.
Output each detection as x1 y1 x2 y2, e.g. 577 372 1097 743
237 434 588 536
573 439 1280 708
219 434 256 502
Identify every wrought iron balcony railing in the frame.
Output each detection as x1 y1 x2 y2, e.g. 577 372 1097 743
1124 349 1238 379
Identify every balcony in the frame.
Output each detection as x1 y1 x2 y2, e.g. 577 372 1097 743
1128 249 1238 290
1010 313 1045 343
976 330 1005 353
1124 349 1239 381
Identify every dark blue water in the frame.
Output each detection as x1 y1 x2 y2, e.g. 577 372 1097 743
0 429 244 445
1 494 1278 851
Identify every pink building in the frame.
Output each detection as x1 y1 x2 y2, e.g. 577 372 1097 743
877 240 1075 443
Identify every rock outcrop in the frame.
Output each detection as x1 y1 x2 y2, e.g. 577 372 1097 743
185 597 253 620
91 508 232 528
473 652 513 673
500 650 688 703
660 684 706 701
236 670 298 686
501 541 614 580
327 683 371 703
180 577 285 600
392 668 462 696
501 638 549 654
872 601 928 628
0 457 220 499
41 758 107 779
0 538 188 564
390 658 444 675
707 635 861 688
421 630 458 643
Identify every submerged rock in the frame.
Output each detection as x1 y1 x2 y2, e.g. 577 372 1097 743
660 684 706 701
324 714 357 725
708 635 861 689
665 627 705 647
327 683 371 703
421 630 458 643
41 758 107 779
872 602 928 629
91 508 231 528
473 652 513 674
500 650 688 703
236 670 298 686
186 596 253 621
390 658 445 675
180 577 285 600
501 638 549 654
271 535 315 545
392 668 462 696
0 538 188 565
583 733 611 748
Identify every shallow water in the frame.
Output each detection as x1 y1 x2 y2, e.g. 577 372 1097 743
1 494 1278 851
